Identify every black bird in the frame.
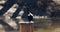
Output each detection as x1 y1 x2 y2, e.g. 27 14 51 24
28 13 33 22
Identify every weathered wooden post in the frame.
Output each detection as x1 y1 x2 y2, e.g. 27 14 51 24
19 21 34 32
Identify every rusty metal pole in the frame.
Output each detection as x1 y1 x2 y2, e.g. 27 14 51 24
19 22 34 32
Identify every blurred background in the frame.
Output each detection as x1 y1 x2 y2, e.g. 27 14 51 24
0 0 60 32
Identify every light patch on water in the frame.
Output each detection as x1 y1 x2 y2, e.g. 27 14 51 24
0 0 6 4
53 0 60 4
4 16 18 29
4 3 18 16
0 6 3 10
